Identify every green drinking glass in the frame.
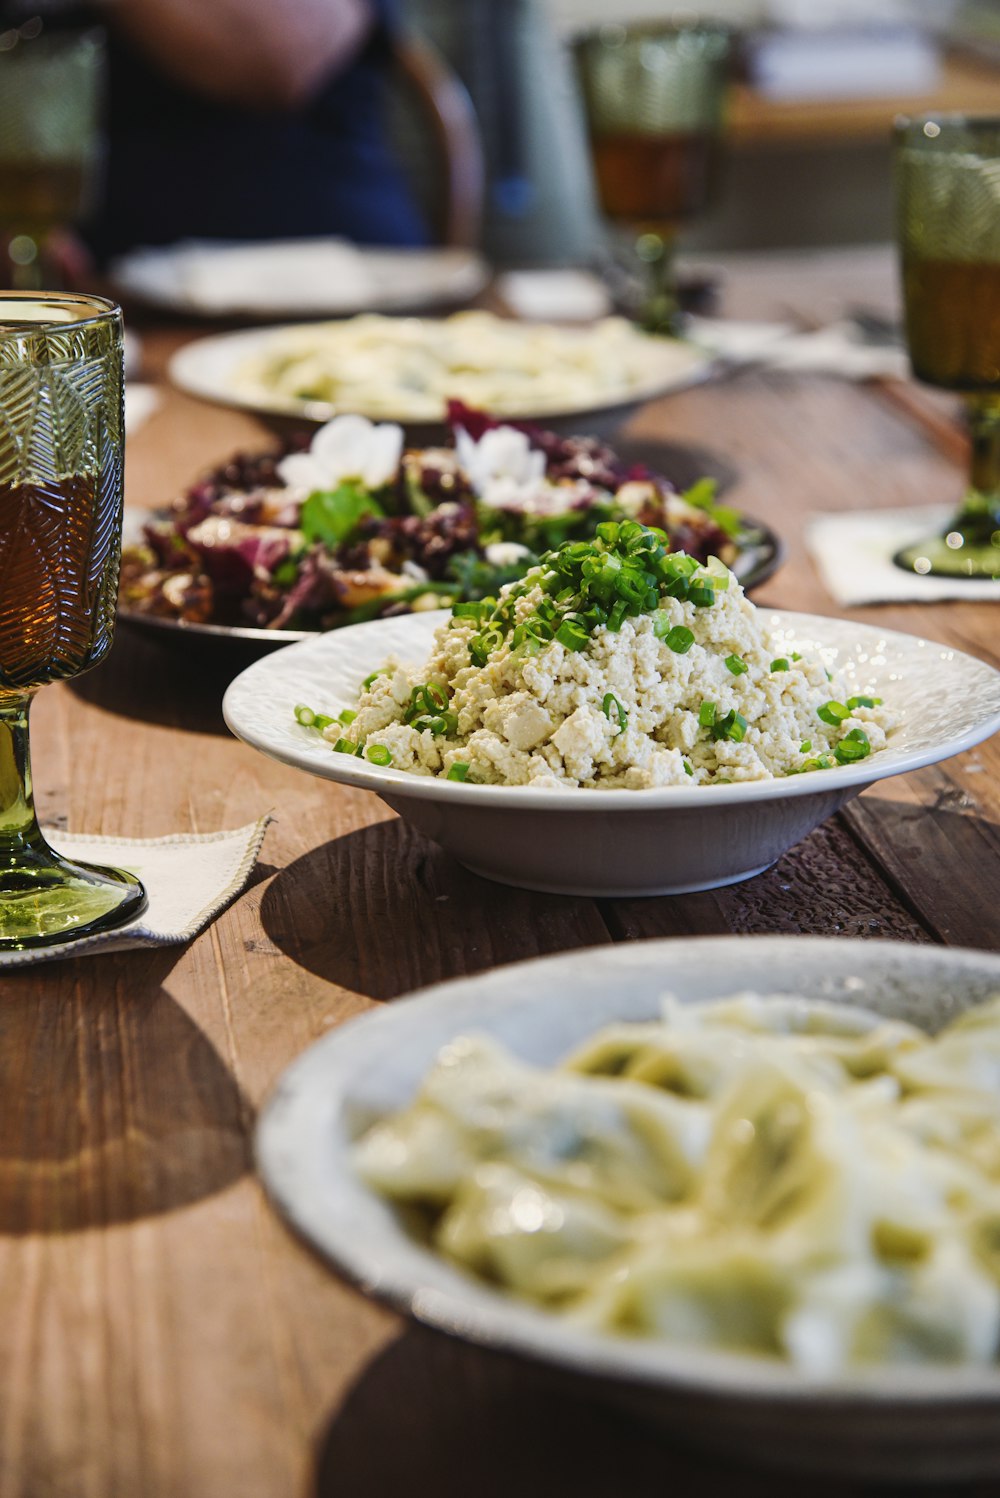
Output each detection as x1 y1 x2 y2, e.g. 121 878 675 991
0 25 104 289
895 114 1000 578
0 293 146 948
574 22 731 335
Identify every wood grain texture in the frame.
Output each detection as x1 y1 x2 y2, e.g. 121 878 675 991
3 267 1000 1497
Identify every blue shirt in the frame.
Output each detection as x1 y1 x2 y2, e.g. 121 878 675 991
88 6 427 261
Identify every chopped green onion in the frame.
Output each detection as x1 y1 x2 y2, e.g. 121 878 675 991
365 744 392 766
555 619 589 651
699 701 717 728
337 709 357 726
332 737 356 755
724 654 748 676
791 652 802 661
846 695 882 710
817 700 851 725
711 709 748 743
362 672 383 690
793 754 835 774
771 658 790 673
800 740 812 753
602 693 628 733
447 762 470 782
834 728 871 764
412 712 458 737
664 624 695 654
688 581 716 608
683 760 694 777
294 703 336 732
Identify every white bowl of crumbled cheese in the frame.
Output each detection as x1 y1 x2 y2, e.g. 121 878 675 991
223 535 1000 896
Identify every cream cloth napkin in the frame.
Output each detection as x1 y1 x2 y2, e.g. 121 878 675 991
124 383 161 435
0 816 271 968
687 316 910 381
807 506 1000 606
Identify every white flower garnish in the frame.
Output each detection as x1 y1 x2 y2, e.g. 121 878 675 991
277 414 403 494
484 541 532 567
455 425 546 511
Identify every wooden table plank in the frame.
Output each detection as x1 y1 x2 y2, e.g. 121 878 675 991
3 278 1000 1496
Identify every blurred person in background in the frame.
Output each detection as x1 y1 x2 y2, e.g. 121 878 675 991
1 0 427 264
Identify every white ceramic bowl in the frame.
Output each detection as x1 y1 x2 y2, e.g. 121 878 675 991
223 610 1000 897
256 935 1000 1482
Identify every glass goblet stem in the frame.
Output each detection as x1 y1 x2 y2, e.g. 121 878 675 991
636 229 681 336
0 695 41 860
0 692 146 948
963 394 1000 540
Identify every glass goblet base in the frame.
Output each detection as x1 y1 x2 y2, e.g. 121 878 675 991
893 492 1000 579
0 844 147 950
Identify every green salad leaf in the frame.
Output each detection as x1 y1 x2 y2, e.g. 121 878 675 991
680 477 743 541
301 482 385 546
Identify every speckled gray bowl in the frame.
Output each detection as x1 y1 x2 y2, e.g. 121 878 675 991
223 609 1000 896
257 936 1000 1484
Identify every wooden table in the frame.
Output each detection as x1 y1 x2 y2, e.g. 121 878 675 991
4 249 999 1498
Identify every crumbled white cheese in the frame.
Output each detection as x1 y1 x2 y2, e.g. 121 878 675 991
338 562 896 789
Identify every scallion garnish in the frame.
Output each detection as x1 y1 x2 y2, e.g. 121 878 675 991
834 727 871 764
664 624 695 654
817 700 851 725
337 709 357 726
294 703 335 731
602 693 628 733
771 658 790 672
846 695 882 710
362 671 384 690
365 744 392 766
683 760 694 777
699 701 716 728
447 523 720 667
724 654 748 676
447 762 470 781
800 740 812 753
332 737 356 755
710 709 748 743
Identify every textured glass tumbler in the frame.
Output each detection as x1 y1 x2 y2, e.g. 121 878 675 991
0 27 104 289
0 293 145 947
575 22 730 334
895 115 1000 577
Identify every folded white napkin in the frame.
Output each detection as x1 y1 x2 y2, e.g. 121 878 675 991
0 816 271 968
807 506 1000 605
496 269 612 322
124 383 161 435
177 239 375 312
688 316 910 381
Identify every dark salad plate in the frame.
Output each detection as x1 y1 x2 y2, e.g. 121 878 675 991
119 407 783 654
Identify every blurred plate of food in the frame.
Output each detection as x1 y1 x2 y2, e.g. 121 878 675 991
255 936 1000 1481
110 238 490 320
166 310 715 437
118 403 780 649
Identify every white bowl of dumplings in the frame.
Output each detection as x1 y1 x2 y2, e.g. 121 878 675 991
257 936 1000 1482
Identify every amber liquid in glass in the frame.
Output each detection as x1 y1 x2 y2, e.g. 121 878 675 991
591 129 719 225
0 468 119 692
903 257 1000 390
0 160 88 237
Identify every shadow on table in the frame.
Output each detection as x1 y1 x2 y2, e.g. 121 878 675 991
68 625 252 735
0 948 251 1233
313 1325 846 1498
615 436 738 496
258 819 604 1002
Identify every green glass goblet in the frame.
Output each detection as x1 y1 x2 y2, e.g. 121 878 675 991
574 21 731 336
0 293 146 947
895 114 1000 578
